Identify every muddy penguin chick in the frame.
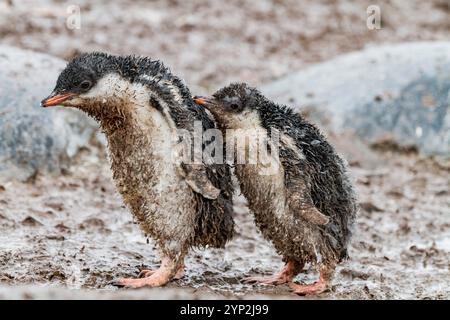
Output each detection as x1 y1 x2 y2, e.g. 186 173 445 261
41 53 234 288
195 83 357 295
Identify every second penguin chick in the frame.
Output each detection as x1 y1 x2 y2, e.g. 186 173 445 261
195 83 357 295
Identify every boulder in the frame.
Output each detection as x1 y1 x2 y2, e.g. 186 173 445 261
0 46 100 182
262 42 450 157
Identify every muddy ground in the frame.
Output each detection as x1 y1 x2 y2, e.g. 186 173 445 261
0 144 449 299
0 0 449 299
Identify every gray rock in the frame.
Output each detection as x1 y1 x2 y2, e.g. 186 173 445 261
262 42 450 157
0 46 100 182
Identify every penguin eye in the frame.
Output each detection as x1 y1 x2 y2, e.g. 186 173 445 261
80 80 92 90
229 102 241 111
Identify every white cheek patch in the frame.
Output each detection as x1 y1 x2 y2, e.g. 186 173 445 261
79 73 149 107
79 73 186 110
80 73 119 100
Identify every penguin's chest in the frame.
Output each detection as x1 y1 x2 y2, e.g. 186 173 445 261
235 163 286 219
108 109 194 224
227 126 287 219
236 164 322 261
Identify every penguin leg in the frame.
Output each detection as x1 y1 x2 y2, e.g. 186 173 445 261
289 263 335 295
243 260 304 285
113 253 185 289
138 260 185 280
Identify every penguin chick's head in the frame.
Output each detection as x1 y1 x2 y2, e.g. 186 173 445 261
194 83 263 129
41 52 119 110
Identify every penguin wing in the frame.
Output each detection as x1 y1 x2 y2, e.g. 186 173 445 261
286 180 330 225
181 163 221 200
149 92 220 200
279 134 329 225
176 113 221 200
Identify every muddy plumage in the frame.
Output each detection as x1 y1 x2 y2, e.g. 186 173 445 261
41 52 234 288
195 83 358 294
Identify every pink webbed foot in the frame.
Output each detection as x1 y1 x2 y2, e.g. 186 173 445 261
113 275 166 288
138 264 185 280
112 257 184 289
289 264 334 295
289 280 330 295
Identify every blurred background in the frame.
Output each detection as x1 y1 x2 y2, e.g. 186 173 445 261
0 0 449 299
2 0 450 91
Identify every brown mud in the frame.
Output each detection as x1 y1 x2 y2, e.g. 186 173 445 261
0 146 449 299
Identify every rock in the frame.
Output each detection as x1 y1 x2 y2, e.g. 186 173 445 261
21 216 43 227
0 46 100 182
262 42 450 157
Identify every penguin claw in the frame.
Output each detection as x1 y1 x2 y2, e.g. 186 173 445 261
109 280 125 288
138 269 155 278
110 278 146 289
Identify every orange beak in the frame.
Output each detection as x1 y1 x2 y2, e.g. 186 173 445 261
193 96 213 106
41 93 76 107
193 97 207 105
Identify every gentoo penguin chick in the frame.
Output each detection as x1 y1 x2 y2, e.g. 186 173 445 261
41 53 234 288
194 83 357 295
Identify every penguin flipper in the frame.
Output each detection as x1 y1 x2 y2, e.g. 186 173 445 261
296 203 330 225
181 164 221 200
287 181 330 225
278 134 328 224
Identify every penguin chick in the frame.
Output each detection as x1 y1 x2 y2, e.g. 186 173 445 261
41 53 235 288
195 83 357 295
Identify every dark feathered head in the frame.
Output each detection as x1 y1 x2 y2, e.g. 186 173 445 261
194 83 264 128
41 52 119 109
41 52 184 118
